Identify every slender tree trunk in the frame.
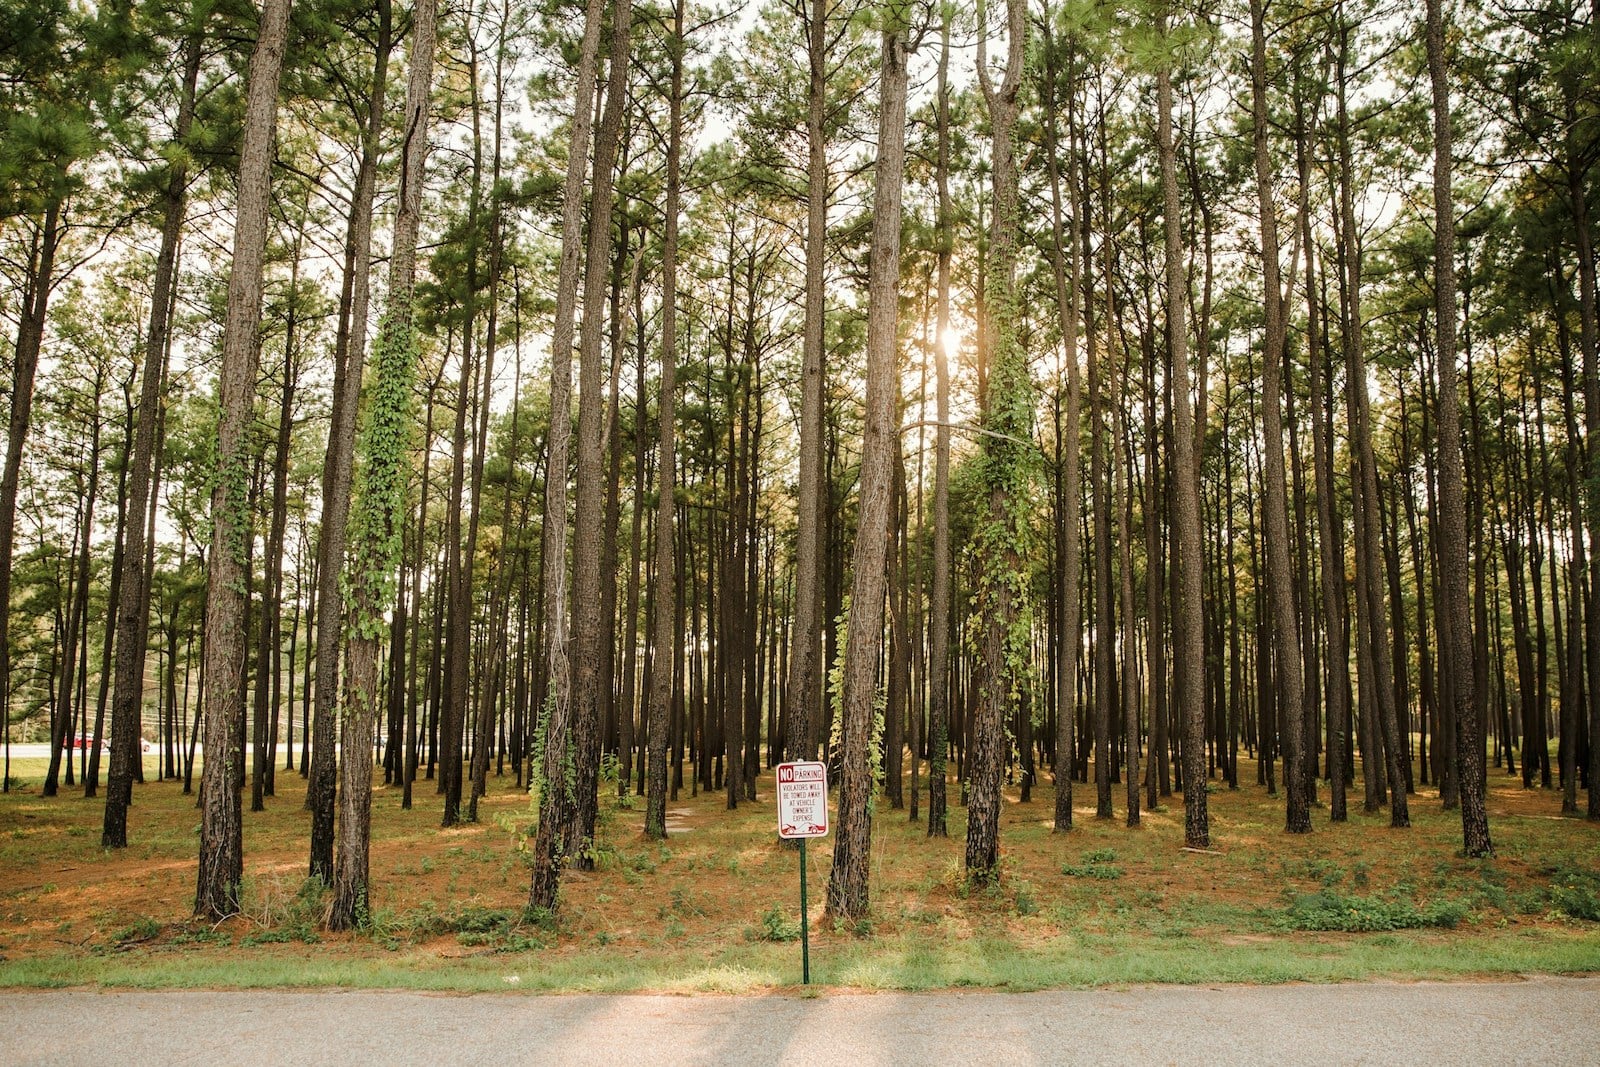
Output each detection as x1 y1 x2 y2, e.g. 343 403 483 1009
45 383 101 797
308 0 392 880
966 0 1028 883
569 0 634 866
88 402 133 800
252 224 304 811
329 0 438 929
1336 12 1407 825
1158 20 1209 849
785 0 830 766
1089 258 1114 820
1425 0 1490 855
469 6 514 819
926 7 954 839
826 20 907 920
528 0 609 913
1248 0 1310 834
440 111 482 830
1041 12 1082 833
195 0 293 918
643 0 683 840
1306 228 1349 824
0 195 63 795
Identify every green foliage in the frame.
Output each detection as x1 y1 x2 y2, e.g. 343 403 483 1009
1062 850 1123 880
342 305 420 642
239 876 327 945
1551 883 1600 923
827 596 889 806
750 905 801 943
1514 866 1600 922
1277 891 1468 933
1013 881 1039 916
108 916 161 946
357 900 555 952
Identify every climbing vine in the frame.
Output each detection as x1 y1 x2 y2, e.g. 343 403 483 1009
342 305 420 645
827 597 888 805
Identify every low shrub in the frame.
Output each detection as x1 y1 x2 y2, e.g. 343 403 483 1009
1278 890 1467 932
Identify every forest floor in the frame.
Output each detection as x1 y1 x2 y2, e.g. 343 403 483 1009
0 752 1596 992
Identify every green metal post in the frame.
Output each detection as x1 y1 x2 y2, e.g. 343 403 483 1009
799 836 810 984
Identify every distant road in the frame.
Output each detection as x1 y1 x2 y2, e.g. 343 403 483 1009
2 977 1597 1065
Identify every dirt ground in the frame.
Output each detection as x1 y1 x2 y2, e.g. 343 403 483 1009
0 751 1597 983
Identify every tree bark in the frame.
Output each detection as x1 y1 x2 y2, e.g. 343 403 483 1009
529 0 609 913
785 0 830 766
825 21 907 921
1248 0 1310 834
643 0 683 838
195 0 293 918
569 0 634 865
926 5 953 840
1425 0 1491 855
966 0 1028 884
1158 20 1209 849
329 0 438 929
308 0 392 880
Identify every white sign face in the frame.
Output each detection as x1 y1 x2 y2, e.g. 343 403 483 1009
776 761 829 839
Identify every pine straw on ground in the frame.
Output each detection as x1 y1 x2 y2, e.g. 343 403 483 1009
0 753 1596 991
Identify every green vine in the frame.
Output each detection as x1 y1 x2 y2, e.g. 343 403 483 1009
827 597 888 808
342 305 419 642
969 175 1041 726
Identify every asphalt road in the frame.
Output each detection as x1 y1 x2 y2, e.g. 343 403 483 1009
2 977 1596 1065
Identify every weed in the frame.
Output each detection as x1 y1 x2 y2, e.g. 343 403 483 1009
1014 882 1039 917
168 926 231 947
1063 860 1122 880
1282 857 1347 887
751 906 800 942
240 875 326 944
109 917 160 946
1278 890 1468 932
449 905 519 934
1547 866 1600 922
668 886 704 917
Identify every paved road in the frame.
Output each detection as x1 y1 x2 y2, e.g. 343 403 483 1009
2 978 1595 1065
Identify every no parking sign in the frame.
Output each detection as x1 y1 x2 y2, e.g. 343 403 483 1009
774 760 827 984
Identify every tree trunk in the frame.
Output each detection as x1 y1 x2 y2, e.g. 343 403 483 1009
966 0 1028 884
569 0 634 865
785 0 830 766
926 5 954 840
642 0 681 840
825 21 907 920
1248 0 1310 834
195 0 293 918
308 0 392 880
1425 0 1491 855
1158 22 1209 849
1041 9 1082 833
329 0 438 929
528 0 608 913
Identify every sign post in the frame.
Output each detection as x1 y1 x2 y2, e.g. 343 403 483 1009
775 760 828 985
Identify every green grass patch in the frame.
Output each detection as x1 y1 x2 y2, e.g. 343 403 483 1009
1062 847 1123 880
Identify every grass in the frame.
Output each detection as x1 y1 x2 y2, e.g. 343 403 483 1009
0 752 1596 993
